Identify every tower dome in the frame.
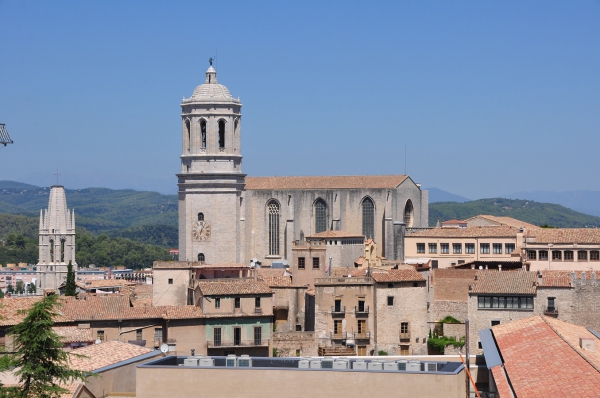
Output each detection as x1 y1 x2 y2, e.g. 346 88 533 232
183 65 240 104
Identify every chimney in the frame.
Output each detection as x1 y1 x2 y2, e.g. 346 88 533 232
498 264 502 272
580 337 595 352
538 271 543 286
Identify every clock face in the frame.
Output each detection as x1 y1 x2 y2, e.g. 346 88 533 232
192 221 211 242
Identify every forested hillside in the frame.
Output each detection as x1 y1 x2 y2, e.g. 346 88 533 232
430 198 600 228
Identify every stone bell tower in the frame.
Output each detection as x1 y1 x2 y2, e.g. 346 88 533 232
37 185 77 291
177 60 245 264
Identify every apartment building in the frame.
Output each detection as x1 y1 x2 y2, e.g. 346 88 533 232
523 228 600 271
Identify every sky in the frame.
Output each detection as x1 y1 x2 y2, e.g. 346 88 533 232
1 1 599 198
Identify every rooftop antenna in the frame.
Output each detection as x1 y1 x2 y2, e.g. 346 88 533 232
404 143 407 175
0 124 13 147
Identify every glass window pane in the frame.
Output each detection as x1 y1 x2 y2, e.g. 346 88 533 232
362 198 374 239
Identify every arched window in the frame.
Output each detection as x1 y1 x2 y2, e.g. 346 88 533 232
267 200 280 256
218 120 225 149
315 199 327 233
60 239 65 262
49 239 54 263
185 119 191 151
404 200 414 227
198 253 205 262
198 212 204 221
200 120 207 148
362 198 375 239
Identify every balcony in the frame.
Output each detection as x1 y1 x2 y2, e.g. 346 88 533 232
351 332 371 340
330 332 371 341
331 306 346 317
543 306 559 317
254 307 263 314
399 332 411 341
355 306 369 317
207 339 270 348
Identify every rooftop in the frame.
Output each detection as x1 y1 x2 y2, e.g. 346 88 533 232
470 270 537 295
465 215 540 229
306 230 365 239
197 280 273 296
76 279 135 289
407 225 520 238
371 269 426 283
69 341 158 372
53 326 93 343
432 269 477 302
526 228 600 244
245 175 409 190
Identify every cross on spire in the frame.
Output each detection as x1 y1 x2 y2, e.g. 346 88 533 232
209 57 213 66
54 168 60 185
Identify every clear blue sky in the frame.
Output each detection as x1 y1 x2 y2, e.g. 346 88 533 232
1 1 599 198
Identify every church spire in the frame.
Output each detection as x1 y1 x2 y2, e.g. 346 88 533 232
205 58 217 84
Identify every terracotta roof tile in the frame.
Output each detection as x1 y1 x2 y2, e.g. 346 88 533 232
466 215 540 229
527 228 600 244
306 230 364 239
245 175 408 190
192 262 248 269
197 280 273 296
371 269 425 283
53 326 93 343
492 316 600 397
68 341 156 372
432 269 477 302
538 270 595 288
470 271 537 294
257 275 293 287
0 297 44 326
330 268 369 277
407 226 520 238
76 279 135 289
256 268 286 278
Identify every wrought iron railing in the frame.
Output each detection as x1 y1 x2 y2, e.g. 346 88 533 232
207 338 269 348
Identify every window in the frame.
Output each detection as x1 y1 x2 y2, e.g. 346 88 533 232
218 120 225 148
198 253 205 262
154 328 163 343
197 212 204 221
315 199 327 233
491 320 500 327
432 260 438 269
185 119 191 151
592 251 600 261
505 244 515 254
480 243 490 254
136 329 143 340
215 297 220 308
440 243 449 254
527 250 536 260
312 257 320 269
400 322 408 334
453 243 462 254
404 200 414 227
334 299 342 312
267 200 280 256
417 243 425 253
465 243 475 254
97 330 105 342
358 300 365 312
428 243 437 254
254 326 262 345
578 251 588 261
358 320 366 335
547 297 555 312
234 297 241 308
233 327 241 345
334 320 342 336
478 296 534 310
539 250 548 260
60 239 65 262
213 327 222 346
552 251 562 260
387 296 394 306
564 251 574 260
361 198 375 239
298 257 305 269
296 325 302 332
493 243 502 254
255 297 261 308
50 239 54 262
200 120 207 148
387 283 393 288
168 278 173 284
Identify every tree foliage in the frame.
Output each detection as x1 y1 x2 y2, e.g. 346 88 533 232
65 261 76 296
7 295 89 397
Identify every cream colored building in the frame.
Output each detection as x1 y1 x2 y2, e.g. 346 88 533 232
177 62 428 268
405 226 523 269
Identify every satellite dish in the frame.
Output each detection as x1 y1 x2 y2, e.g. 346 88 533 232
160 343 169 353
95 339 101 344
479 266 483 270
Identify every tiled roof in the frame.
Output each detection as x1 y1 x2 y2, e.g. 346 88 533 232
53 326 94 343
76 279 135 289
432 269 477 302
256 268 286 278
129 284 153 307
258 275 293 287
527 228 600 244
197 281 273 296
153 261 194 269
371 269 425 283
407 226 520 238
245 175 408 190
466 215 540 229
538 270 594 288
68 341 156 372
192 262 249 269
306 230 364 239
0 297 43 326
330 268 369 277
470 271 537 294
492 316 600 397
442 220 466 224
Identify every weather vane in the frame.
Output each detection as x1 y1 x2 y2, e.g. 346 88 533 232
209 57 213 66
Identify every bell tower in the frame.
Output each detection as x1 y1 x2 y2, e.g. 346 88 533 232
177 60 246 264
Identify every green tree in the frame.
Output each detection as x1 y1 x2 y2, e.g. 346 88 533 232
9 295 89 397
15 281 24 295
26 283 36 295
6 285 14 295
65 261 76 296
0 290 4 298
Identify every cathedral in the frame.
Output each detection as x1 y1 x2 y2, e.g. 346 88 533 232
178 62 428 266
36 185 77 291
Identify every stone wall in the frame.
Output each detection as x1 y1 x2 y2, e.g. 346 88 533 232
431 300 468 325
272 331 317 357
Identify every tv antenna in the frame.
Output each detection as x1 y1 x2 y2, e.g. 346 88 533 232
0 124 13 147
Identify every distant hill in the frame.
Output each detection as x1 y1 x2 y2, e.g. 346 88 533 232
0 181 178 236
430 198 600 228
425 188 471 203
506 190 600 218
